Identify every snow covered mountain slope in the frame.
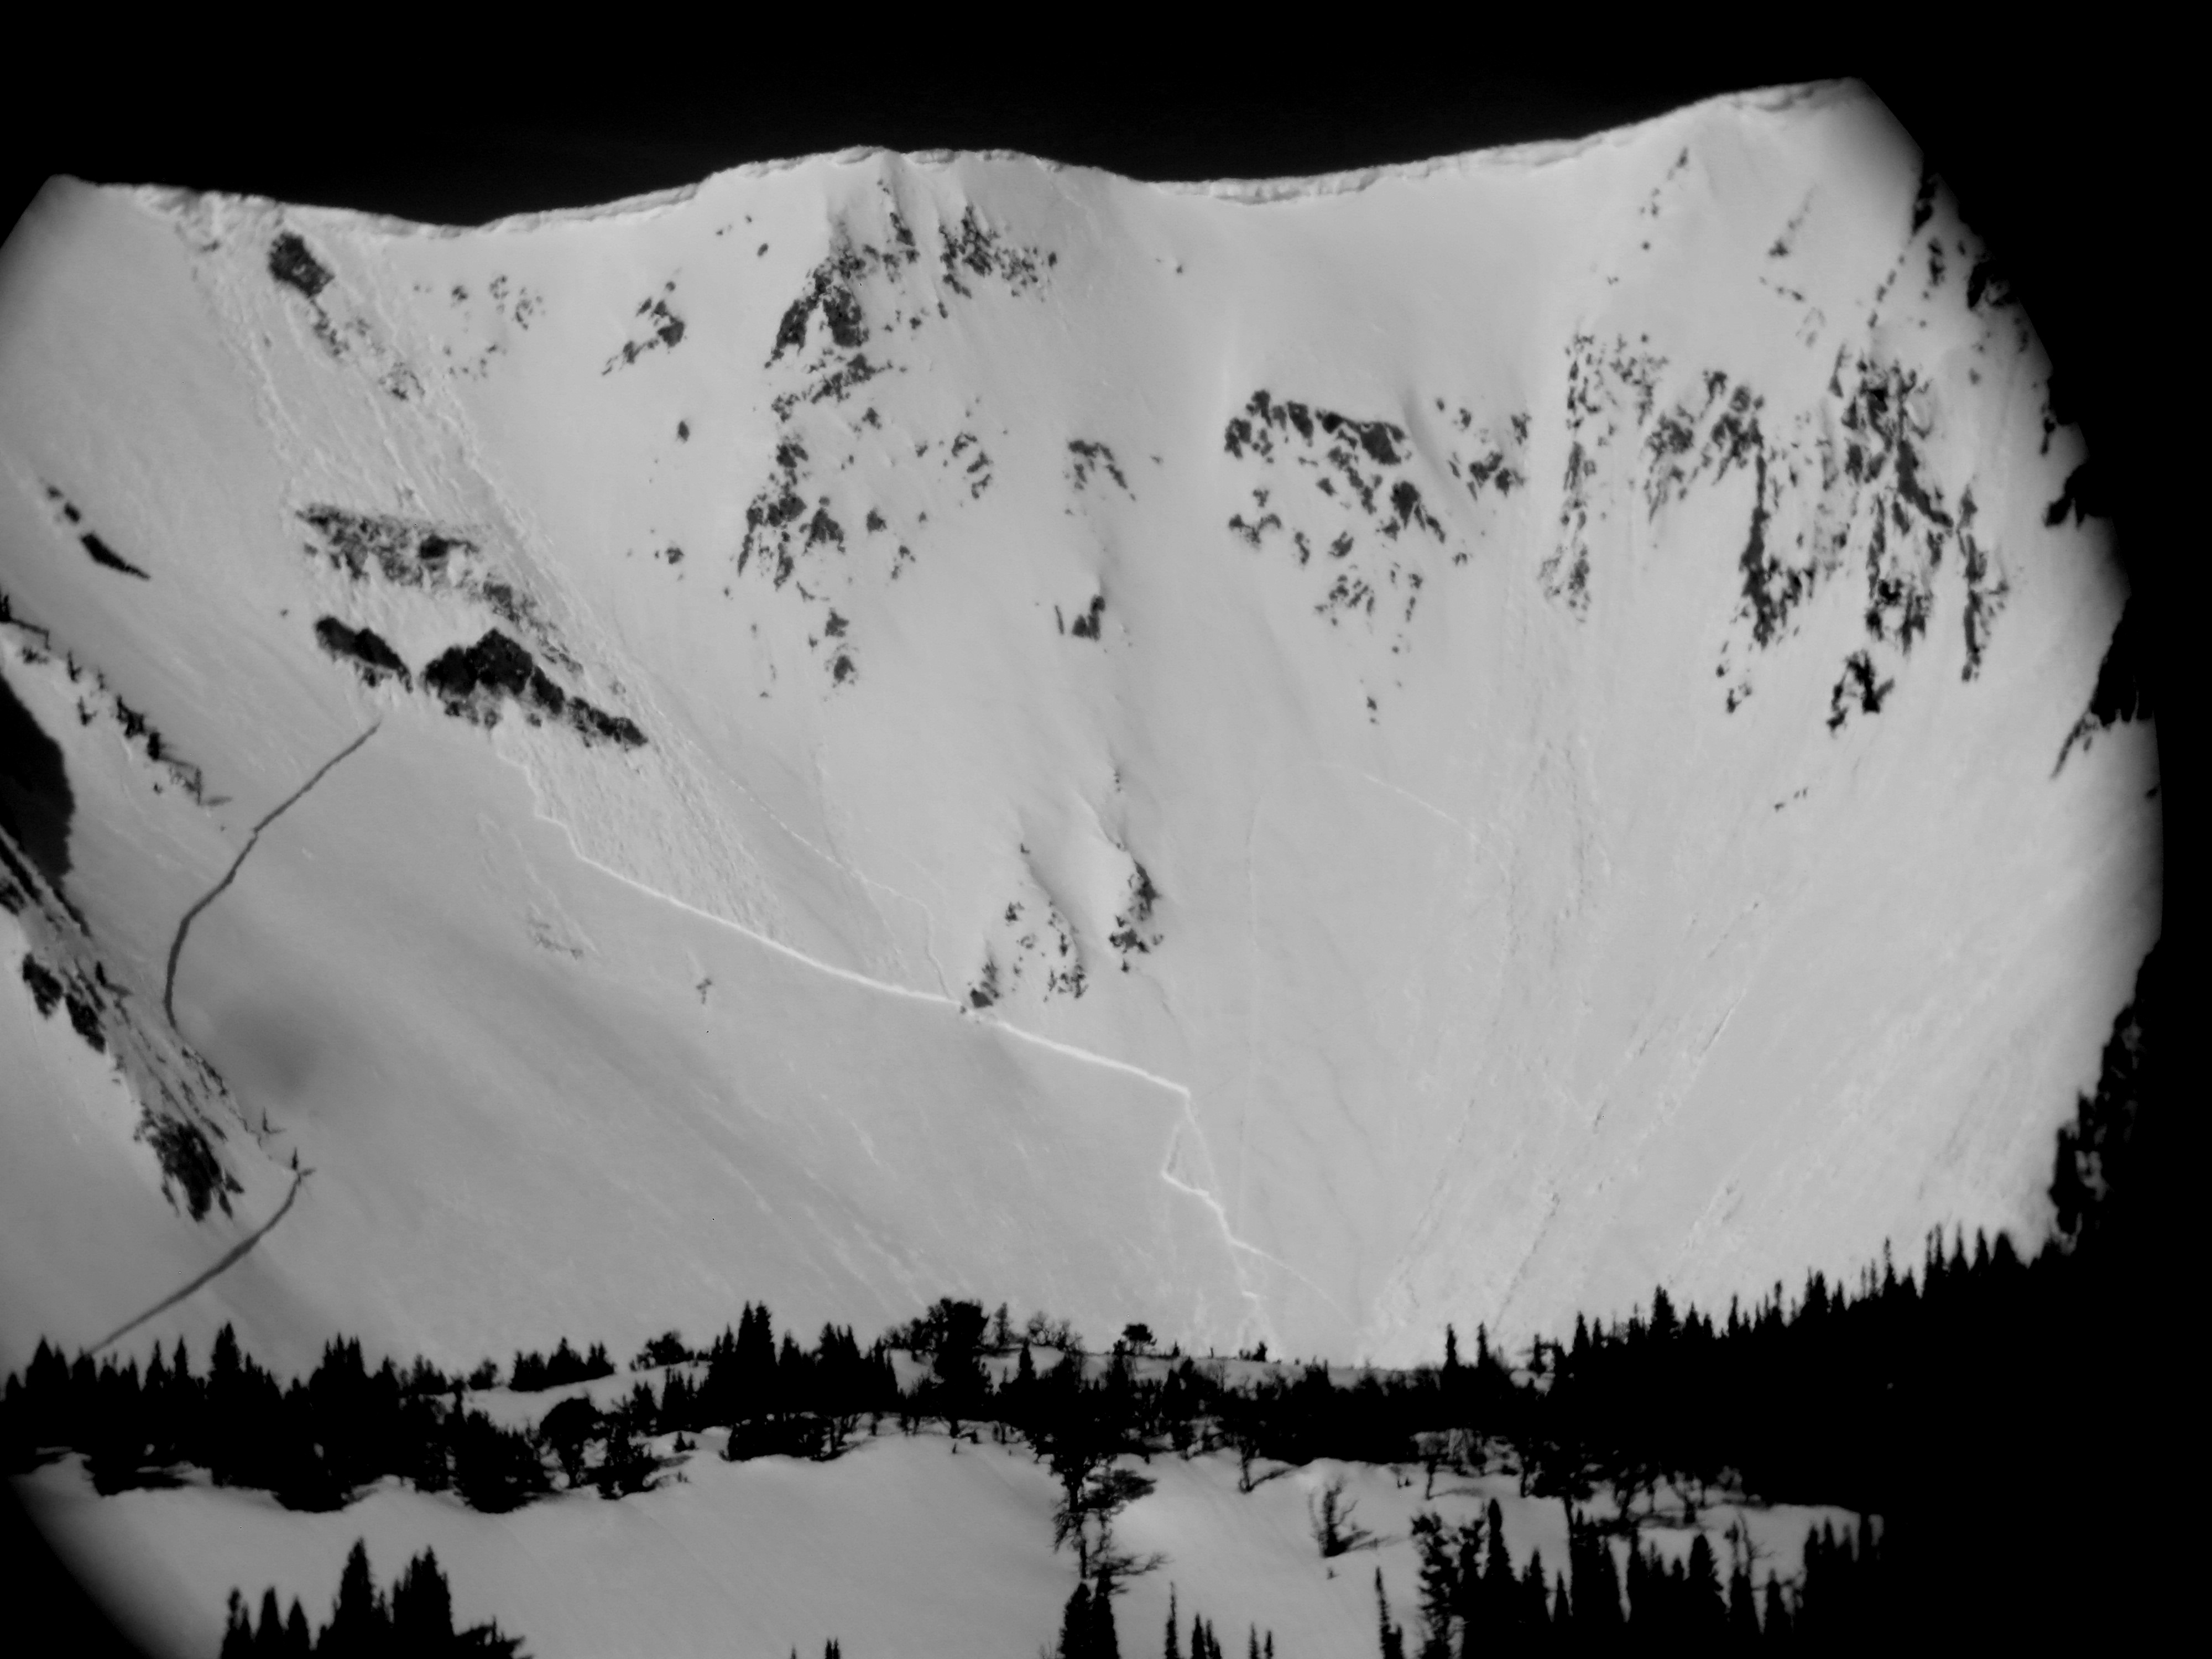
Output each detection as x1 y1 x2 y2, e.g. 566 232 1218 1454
0 80 2156 1372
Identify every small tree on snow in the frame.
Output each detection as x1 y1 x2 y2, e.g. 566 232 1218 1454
1309 1473 1375 1558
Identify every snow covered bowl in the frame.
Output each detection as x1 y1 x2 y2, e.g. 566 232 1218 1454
0 79 2153 1423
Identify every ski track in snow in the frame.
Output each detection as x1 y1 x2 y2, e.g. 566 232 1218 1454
88 1169 312 1354
510 764 1342 1337
161 724 382 1026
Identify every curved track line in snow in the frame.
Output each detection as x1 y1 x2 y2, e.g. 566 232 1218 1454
517 777 1327 1335
89 1170 311 1354
162 724 381 1026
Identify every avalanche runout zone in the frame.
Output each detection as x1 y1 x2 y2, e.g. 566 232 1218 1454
515 776 1333 1338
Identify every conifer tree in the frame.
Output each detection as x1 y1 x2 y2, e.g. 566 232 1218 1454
253 1587 286 1655
450 1408 551 1511
1482 1498 1515 1610
1520 1547 1549 1628
1687 1532 1725 1633
1761 1574 1790 1642
321 1538 387 1657
1408 1511 1457 1658
1571 1513 1624 1631
1375 1565 1406 1659
391 1547 456 1645
1090 1568 1122 1658
1728 1563 1760 1638
220 1589 251 1659
1057 1582 1093 1658
1164 1585 1180 1659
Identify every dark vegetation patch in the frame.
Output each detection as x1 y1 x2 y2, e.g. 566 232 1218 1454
1965 252 2011 311
1107 862 1161 963
2041 460 2105 527
1908 163 1939 234
769 241 872 366
297 509 571 674
0 938 2168 1655
135 1113 232 1222
603 280 686 373
18 949 114 1058
508 1339 614 1393
0 944 2174 1644
1066 594 1105 640
267 232 332 300
299 507 478 587
64 984 104 1051
79 533 149 580
1439 403 1525 507
967 953 999 1009
19 952 62 1017
1223 389 1466 649
949 430 994 498
739 440 810 587
936 207 1050 297
0 839 32 914
1545 333 1667 612
1575 333 2008 724
7 628 209 810
41 485 149 579
221 1537 526 1658
740 203 1044 671
312 618 410 688
1067 440 1130 495
0 666 73 886
2054 597 2151 774
422 631 644 748
1825 649 1893 732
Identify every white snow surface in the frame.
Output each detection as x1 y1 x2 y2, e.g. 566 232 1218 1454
19 1431 1857 1657
0 78 2157 1383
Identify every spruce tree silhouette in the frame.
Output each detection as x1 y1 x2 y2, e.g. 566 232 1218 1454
1727 1562 1759 1638
1056 1580 1093 1657
1761 1575 1791 1642
1089 1567 1122 1658
1684 1532 1725 1635
321 1539 386 1657
222 1541 525 1657
390 1548 456 1645
1374 1564 1406 1658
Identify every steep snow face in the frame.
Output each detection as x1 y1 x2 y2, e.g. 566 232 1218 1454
0 81 2155 1369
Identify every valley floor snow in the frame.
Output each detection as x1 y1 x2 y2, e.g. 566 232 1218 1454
18 1430 1853 1658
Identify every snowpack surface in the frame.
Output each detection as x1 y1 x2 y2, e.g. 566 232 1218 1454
0 80 2156 1385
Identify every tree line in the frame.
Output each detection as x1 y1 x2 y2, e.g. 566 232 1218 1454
3 942 2169 1645
220 1538 524 1656
1378 1498 1886 1650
